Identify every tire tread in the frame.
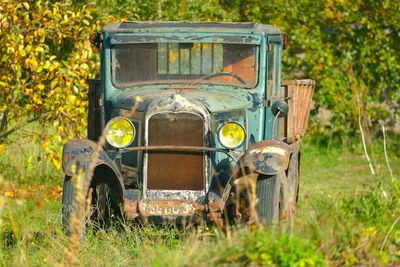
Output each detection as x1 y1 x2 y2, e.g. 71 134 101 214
256 173 281 224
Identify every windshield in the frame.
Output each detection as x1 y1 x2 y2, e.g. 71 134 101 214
111 43 258 88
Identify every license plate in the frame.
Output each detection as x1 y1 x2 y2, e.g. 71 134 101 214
139 200 196 216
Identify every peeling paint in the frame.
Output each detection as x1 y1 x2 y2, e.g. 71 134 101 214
143 94 212 200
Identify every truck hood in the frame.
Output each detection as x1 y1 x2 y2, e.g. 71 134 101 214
113 88 253 113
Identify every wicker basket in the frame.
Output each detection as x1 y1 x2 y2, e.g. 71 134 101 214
282 79 316 143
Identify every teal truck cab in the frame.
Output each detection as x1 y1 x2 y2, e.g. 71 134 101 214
61 21 315 229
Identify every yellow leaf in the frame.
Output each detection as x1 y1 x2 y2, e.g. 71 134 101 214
68 95 76 105
35 47 44 53
37 29 45 36
4 191 15 198
33 96 43 104
169 50 178 62
6 47 15 54
22 2 29 10
30 58 38 68
37 83 45 90
52 156 62 169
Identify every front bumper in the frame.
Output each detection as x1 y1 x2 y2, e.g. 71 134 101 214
124 198 205 218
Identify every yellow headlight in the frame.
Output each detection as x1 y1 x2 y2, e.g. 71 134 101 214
218 122 245 149
105 117 135 148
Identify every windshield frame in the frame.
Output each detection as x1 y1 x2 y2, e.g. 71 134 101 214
108 34 261 90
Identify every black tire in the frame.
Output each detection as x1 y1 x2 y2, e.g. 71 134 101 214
62 175 76 233
90 183 121 228
255 171 289 224
62 175 120 234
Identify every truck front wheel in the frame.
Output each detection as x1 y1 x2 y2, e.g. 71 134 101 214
62 175 120 234
255 172 290 224
62 175 76 234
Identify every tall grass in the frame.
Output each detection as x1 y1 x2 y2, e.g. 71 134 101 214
0 134 399 266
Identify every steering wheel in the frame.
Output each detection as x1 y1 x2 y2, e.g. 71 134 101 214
200 72 246 85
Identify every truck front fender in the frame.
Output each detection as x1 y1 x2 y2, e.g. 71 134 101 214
240 140 292 175
62 139 122 183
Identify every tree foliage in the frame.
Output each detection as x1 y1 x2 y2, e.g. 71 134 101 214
0 0 100 166
271 0 400 140
96 0 400 140
0 0 399 167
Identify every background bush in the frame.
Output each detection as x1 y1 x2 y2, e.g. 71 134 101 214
95 0 400 141
1 0 399 152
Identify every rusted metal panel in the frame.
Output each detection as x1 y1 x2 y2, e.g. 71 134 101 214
146 190 204 200
138 199 203 217
115 88 252 113
62 139 97 175
62 139 125 192
142 94 212 198
147 112 204 191
124 145 220 153
124 198 138 220
103 21 281 35
124 195 207 219
241 140 291 175
109 34 262 45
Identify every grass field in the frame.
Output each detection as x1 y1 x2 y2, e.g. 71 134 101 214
0 135 399 266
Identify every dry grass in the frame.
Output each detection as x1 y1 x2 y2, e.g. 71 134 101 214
1 131 399 265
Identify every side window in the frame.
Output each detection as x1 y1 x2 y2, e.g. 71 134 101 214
267 43 279 97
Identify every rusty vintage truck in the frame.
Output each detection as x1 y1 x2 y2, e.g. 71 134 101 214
61 21 315 230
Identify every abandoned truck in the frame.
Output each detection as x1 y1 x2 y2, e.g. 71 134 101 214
61 21 315 229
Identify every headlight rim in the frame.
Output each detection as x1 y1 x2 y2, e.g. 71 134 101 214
105 116 136 149
217 121 246 150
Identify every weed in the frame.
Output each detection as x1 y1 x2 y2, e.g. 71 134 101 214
1 139 399 266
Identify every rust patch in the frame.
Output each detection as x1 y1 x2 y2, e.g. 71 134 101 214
208 211 223 227
138 199 204 217
124 198 138 220
125 145 222 153
242 140 291 175
147 112 204 191
207 194 225 227
62 139 97 176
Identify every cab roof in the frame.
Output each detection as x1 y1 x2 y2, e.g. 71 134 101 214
103 21 282 35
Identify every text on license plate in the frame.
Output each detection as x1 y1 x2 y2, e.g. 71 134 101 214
139 200 196 216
